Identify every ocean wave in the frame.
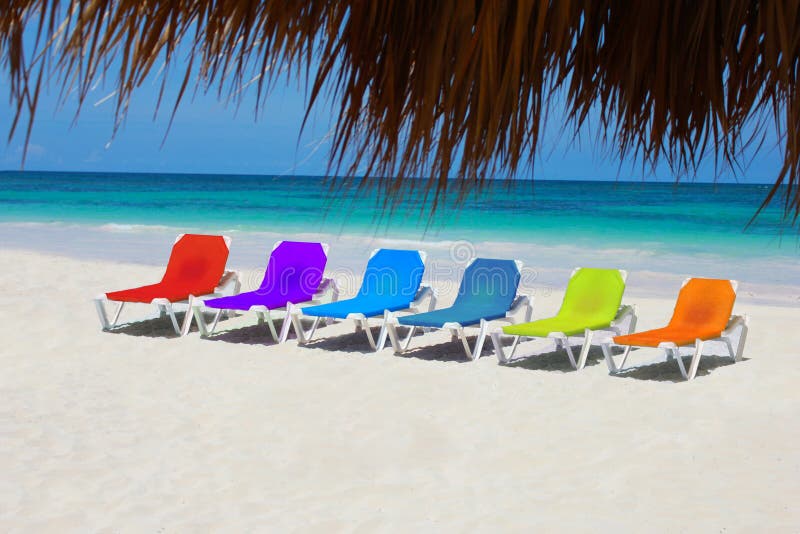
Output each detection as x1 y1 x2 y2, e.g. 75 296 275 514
0 220 77 228
2 219 798 276
0 220 182 234
97 223 178 233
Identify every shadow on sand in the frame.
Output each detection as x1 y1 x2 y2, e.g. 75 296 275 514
103 314 190 338
500 342 744 382
608 354 745 382
502 345 606 373
103 317 746 381
393 339 482 364
103 312 289 342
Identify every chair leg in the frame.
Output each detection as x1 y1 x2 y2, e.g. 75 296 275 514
305 316 322 343
385 312 417 354
291 311 321 345
110 302 124 328
601 343 616 372
180 298 197 337
491 331 521 363
491 331 505 362
602 343 631 373
208 309 223 335
399 325 417 352
160 303 181 335
386 320 402 354
455 328 473 360
668 348 681 375
94 298 112 330
289 310 304 343
95 299 125 331
450 325 486 361
735 324 748 362
726 322 749 362
192 304 211 336
618 345 631 370
375 320 390 351
277 304 294 344
361 318 377 350
576 328 594 370
562 336 578 369
673 344 702 381
263 312 280 342
471 319 490 361
687 340 704 380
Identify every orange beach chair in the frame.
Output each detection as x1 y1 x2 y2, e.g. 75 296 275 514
600 278 749 380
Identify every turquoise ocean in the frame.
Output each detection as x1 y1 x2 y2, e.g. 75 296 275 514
1 171 799 303
0 171 796 256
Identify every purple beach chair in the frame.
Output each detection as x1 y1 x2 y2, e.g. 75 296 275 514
191 241 337 342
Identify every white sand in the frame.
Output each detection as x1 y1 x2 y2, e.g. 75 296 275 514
2 248 800 531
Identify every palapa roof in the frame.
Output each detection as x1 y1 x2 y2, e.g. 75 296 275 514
3 1 800 219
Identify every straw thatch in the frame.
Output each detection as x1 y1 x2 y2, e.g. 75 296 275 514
3 1 800 218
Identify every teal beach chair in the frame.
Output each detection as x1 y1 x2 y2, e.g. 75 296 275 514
384 258 532 360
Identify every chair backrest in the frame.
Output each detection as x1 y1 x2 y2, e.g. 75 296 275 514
667 278 736 331
359 249 425 301
161 234 230 293
257 241 328 299
454 258 521 312
557 268 626 322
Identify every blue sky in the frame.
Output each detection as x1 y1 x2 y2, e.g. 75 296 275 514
0 64 784 183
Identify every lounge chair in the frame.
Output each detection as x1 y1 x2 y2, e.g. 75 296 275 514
191 241 337 342
600 278 749 380
290 248 433 350
93 234 240 336
384 258 531 360
490 268 636 369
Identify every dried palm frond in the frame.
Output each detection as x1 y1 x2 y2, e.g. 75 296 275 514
2 1 799 219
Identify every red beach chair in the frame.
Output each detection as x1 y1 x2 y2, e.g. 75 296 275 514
94 234 240 336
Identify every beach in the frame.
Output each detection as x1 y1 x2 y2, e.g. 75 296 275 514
3 1 799 528
2 241 800 531
2 172 800 531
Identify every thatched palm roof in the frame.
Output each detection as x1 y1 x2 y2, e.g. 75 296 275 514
3 1 800 219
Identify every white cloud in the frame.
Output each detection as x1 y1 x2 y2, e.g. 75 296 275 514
84 149 102 163
12 143 46 160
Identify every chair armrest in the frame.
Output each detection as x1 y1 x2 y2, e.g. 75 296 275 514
506 294 533 322
723 314 749 336
215 270 241 296
722 314 749 362
315 277 340 302
615 304 636 319
412 284 437 312
610 304 637 334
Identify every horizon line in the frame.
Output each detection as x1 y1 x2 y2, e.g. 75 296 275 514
0 168 776 186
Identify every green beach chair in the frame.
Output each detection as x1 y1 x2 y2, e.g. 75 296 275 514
490 267 637 369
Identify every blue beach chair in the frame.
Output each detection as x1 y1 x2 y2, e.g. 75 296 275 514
384 258 532 360
290 248 435 350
